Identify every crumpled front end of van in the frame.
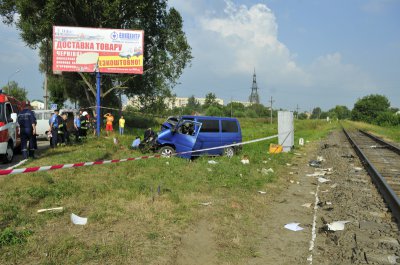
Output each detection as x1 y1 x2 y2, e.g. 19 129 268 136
156 129 173 146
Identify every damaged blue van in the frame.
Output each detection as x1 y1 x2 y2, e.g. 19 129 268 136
155 115 242 158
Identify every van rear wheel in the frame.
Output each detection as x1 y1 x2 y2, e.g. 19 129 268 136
224 147 235 158
159 146 175 158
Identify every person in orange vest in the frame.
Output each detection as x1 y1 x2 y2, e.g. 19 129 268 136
104 113 114 136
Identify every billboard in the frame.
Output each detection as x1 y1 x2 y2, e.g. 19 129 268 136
52 26 144 74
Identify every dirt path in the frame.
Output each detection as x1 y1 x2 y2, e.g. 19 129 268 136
175 130 400 264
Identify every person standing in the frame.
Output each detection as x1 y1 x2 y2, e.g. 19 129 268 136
80 111 89 138
17 101 36 159
49 109 60 148
74 113 81 142
119 115 125 135
104 113 114 136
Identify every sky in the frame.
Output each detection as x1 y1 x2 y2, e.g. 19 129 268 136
0 0 399 112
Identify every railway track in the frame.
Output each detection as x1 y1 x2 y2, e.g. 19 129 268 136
343 128 400 223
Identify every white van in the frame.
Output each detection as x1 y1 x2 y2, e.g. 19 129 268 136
33 109 77 138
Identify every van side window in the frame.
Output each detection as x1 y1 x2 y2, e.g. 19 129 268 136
5 103 12 122
34 113 43 120
198 119 219 133
222 120 239 133
44 112 53 120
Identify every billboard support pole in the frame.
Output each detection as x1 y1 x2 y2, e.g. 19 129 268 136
96 71 101 137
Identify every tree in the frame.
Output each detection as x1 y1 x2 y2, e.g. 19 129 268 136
1 0 192 114
186 95 201 112
203 93 218 109
329 105 351 120
351 94 390 122
310 107 322 119
2 81 28 101
298 113 308 120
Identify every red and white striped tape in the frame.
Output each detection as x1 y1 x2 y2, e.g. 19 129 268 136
0 133 283 176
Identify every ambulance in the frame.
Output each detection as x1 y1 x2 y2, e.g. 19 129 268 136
0 91 23 163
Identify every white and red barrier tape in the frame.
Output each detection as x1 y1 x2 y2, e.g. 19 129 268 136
0 133 288 176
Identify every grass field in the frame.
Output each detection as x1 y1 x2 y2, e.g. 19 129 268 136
0 118 338 264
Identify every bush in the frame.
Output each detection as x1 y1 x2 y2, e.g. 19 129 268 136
0 227 33 247
205 106 224 116
374 112 400 126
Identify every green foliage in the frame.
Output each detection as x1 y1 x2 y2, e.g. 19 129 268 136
328 105 351 120
2 81 28 101
203 92 218 109
351 94 391 122
298 113 308 120
374 112 400 126
205 106 224 116
310 107 322 119
0 227 33 247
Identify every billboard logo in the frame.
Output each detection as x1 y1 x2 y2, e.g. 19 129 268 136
110 31 118 40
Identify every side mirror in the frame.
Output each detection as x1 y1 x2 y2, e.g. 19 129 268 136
11 113 17 123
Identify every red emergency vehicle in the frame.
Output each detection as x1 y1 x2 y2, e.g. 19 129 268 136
0 91 23 163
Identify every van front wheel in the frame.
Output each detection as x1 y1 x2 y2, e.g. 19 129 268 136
1 142 14 163
224 147 235 158
159 146 175 158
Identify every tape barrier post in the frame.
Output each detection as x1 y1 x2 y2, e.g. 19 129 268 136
0 132 295 176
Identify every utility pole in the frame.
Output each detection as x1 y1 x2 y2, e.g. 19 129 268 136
295 104 300 119
230 97 233 117
268 96 274 124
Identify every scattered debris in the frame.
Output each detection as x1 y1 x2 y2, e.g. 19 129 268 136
207 168 212 172
241 159 250 164
330 183 338 189
71 213 88 225
296 181 300 184
309 160 321 168
208 160 218 164
317 156 325 162
284 223 304 231
326 202 332 205
341 154 355 158
113 137 119 145
370 145 377 149
37 207 63 213
289 172 294 175
261 168 274 175
165 161 169 165
286 163 292 166
307 172 326 177
257 191 267 194
354 167 363 172
199 202 212 206
302 203 312 208
318 177 330 183
321 189 329 193
289 180 294 184
299 138 304 146
326 221 350 231
310 191 315 195
294 152 302 156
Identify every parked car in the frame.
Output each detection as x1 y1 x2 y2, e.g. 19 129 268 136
155 115 242 158
34 109 77 138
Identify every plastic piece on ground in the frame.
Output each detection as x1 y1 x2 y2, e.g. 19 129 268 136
284 223 304 231
208 160 218 164
71 213 88 225
327 221 350 231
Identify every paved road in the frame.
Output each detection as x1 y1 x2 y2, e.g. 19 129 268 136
0 140 50 170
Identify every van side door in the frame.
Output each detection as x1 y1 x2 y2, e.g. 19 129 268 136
194 118 222 155
5 103 17 146
172 120 202 158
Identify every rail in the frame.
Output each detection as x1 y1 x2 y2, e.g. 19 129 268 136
342 128 400 223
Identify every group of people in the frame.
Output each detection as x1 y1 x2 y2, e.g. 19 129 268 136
49 109 91 148
17 102 129 159
103 113 125 136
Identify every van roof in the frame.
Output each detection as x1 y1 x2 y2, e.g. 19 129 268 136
181 115 239 121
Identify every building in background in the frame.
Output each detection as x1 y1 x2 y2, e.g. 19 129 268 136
125 96 224 109
31 100 45 110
